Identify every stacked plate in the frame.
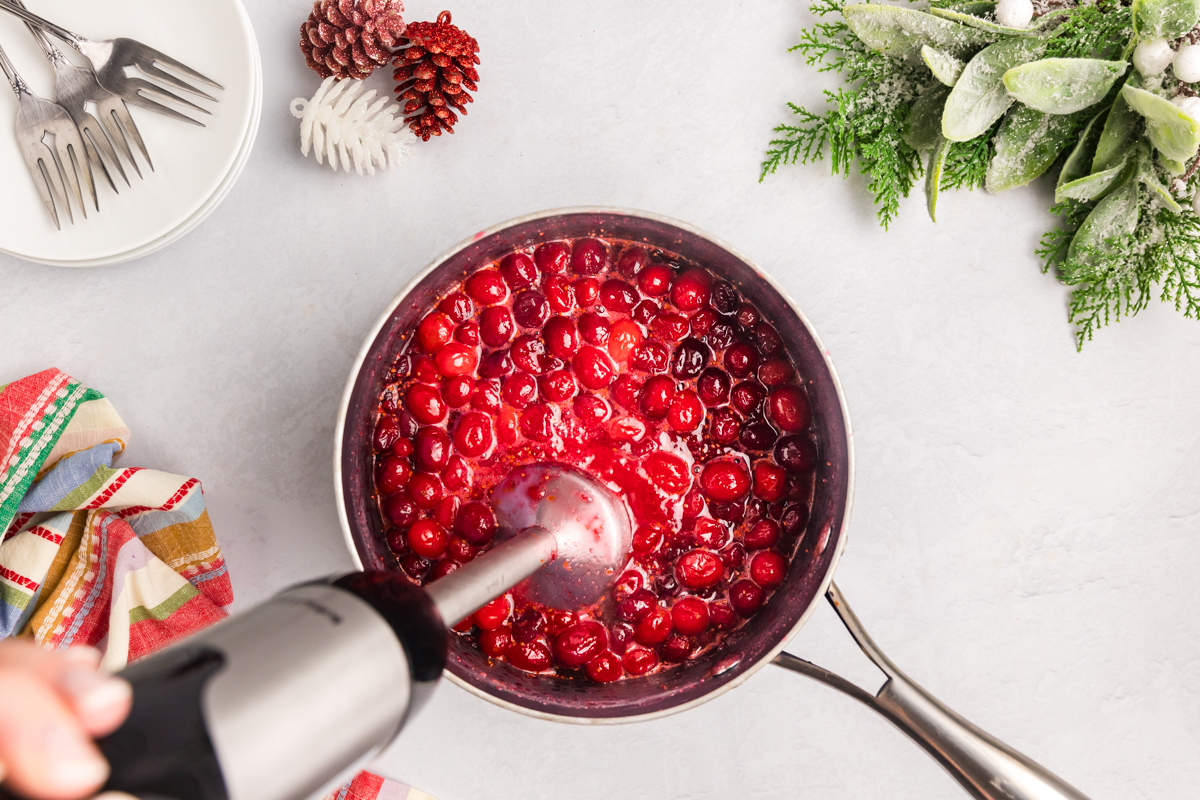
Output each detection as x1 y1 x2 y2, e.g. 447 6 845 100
0 0 261 267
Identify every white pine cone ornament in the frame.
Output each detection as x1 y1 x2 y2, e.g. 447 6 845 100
301 0 405 80
291 77 416 175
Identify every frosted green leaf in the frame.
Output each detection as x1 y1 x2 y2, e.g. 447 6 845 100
1067 178 1140 266
1059 110 1106 188
1132 0 1200 39
843 4 995 61
1002 59 1127 114
1138 157 1183 211
1055 157 1128 201
986 106 1081 191
922 46 966 86
904 84 951 149
1120 84 1200 161
942 39 1046 141
929 6 1070 36
1159 152 1187 173
926 136 952 221
1092 85 1141 172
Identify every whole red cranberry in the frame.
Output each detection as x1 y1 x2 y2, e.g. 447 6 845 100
758 359 797 386
407 519 447 558
376 455 412 495
633 606 673 645
414 427 451 471
668 390 704 432
456 501 496 544
442 375 474 408
632 525 665 555
735 302 760 329
610 374 643 409
586 651 624 683
534 241 570 274
435 343 478 377
675 550 725 589
392 436 415 457
689 307 718 335
544 316 581 359
407 473 444 509
768 386 812 433
616 246 648 277
574 277 601 307
465 268 509 306
554 620 608 669
630 340 671 374
730 381 767 417
438 292 474 323
709 601 738 628
671 268 712 311
454 411 495 458
385 528 408 554
506 640 553 672
545 610 578 636
609 622 634 653
642 451 690 495
780 503 810 537
729 580 765 617
739 420 778 452
720 541 746 570
636 264 673 296
696 368 731 407
479 626 513 657
750 550 787 589
384 494 419 528
539 370 577 402
478 349 515 380
511 334 550 374
606 416 646 443
399 553 431 581
442 454 470 491
520 403 556 442
617 588 658 622
711 281 739 314
660 633 694 663
724 342 760 379
411 356 440 384
671 338 711 380
622 647 658 675
446 529 473 560
753 322 784 357
511 290 549 329
607 320 644 363
632 299 660 325
497 408 519 444
573 393 611 426
570 238 608 275
692 517 728 548
502 372 538 409
651 312 689 342
543 276 575 313
709 408 741 445
744 519 781 550
471 380 502 413
578 312 611 346
701 460 750 501
671 597 710 635
416 311 455 353
405 384 447 424
374 415 400 451
573 346 617 389
775 435 818 473
753 461 787 502
480 306 516 347
511 608 547 643
499 252 537 289
639 375 676 419
612 570 644 601
600 279 638 313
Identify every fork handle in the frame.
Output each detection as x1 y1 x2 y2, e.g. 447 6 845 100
0 0 83 49
8 0 65 63
0 39 27 95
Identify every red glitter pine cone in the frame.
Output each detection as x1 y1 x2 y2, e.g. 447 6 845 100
393 11 480 141
301 0 406 80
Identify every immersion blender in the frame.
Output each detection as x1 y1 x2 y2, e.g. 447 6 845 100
0 464 631 800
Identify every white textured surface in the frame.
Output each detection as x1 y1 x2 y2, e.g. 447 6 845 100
2 1 1199 798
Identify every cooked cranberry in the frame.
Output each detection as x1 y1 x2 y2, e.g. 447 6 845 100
753 322 784 357
571 238 608 275
502 372 538 409
480 626 513 657
617 588 658 622
577 312 610 346
606 376 640 411
632 299 660 325
654 572 682 599
700 320 736 352
633 606 673 645
414 427 451 471
729 580 765 616
623 647 659 675
539 370 578 402
671 268 712 311
475 308 512 348
478 349 515 380
465 268 509 306
405 384 447 424
499 252 537 289
453 411 495 458
384 494 419 528
701 461 750 501
775 435 817 473
709 408 741 445
511 608 546 643
374 415 400 451
520 403 556 442
642 451 690 495
543 316 581 359
552 620 608 668
438 292 474 323
689 307 718 335
511 334 550 374
407 519 447 558
632 525 665 555
750 550 787 589
750 461 785 502
693 517 728 548
545 610 578 636
408 473 445 509
671 338 710 380
670 597 710 636
612 570 644 601
586 651 624 682
651 312 689 342
574 277 600 307
416 311 455 353
377 455 412 494
442 523 473 557
710 499 746 522
667 390 704 432
675 550 725 589
638 375 675 418
573 346 617 389
456 501 496 544
616 245 648 277
573 393 611 425
543 275 575 313
768 386 812 433
739 420 778 452
507 640 553 672
392 436 414 457
781 503 810 537
442 375 474 408
470 380 501 414
709 601 738 628
630 340 671 373
661 633 694 663
400 553 431 581
758 359 797 386
724 342 760 379
607 320 644 362
497 408 519 444
633 263 671 296
735 302 760 329
711 281 739 313
609 622 634 653
730 381 767 416
411 356 440 384
721 541 746 569
442 454 470 491
607 416 646 442
744 519 781 550
386 528 408 553
598 279 637 313
435 343 478 377
696 368 730 407
534 241 570 274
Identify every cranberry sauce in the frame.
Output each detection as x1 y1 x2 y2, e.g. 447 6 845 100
370 237 817 683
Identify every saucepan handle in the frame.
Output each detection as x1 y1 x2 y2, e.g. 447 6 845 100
773 582 1092 800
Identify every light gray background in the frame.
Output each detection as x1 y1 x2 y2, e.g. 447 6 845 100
2 1 1198 798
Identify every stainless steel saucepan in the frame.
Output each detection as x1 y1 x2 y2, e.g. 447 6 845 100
334 208 1093 800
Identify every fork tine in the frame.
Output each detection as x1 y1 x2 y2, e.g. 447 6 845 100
128 77 212 115
124 90 207 127
40 151 71 225
132 42 223 90
29 156 62 230
137 61 217 102
79 128 117 194
78 111 127 188
98 98 146 175
52 127 94 216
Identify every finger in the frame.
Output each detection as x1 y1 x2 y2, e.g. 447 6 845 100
0 668 108 800
54 667 131 738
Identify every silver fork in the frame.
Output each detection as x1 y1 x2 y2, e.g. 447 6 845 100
0 39 92 228
0 0 222 127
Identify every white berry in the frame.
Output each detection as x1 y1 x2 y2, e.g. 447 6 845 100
1173 93 1200 121
1192 190 1200 215
1174 43 1200 83
1134 38 1174 76
995 0 1034 27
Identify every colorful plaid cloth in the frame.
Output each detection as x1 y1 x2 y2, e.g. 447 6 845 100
0 369 425 800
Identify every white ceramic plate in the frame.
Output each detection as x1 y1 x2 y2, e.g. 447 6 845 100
0 0 257 263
